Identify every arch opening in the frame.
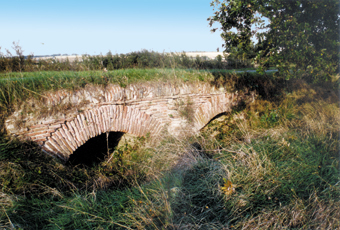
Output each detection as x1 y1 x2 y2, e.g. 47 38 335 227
67 131 125 167
198 112 228 132
198 99 247 131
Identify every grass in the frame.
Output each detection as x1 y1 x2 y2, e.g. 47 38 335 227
0 70 339 229
0 68 214 125
0 68 277 128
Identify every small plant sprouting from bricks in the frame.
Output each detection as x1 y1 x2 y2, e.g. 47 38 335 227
176 98 195 123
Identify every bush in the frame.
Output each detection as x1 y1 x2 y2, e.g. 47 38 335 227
1 44 254 73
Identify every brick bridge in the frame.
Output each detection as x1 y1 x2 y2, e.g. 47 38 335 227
5 81 254 161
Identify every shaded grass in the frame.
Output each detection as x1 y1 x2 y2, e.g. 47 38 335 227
0 133 153 198
7 189 142 229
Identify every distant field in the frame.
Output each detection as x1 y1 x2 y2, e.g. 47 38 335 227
174 51 225 59
34 51 226 63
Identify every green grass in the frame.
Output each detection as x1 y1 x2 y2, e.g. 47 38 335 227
0 68 278 124
213 133 339 227
0 68 210 90
0 68 214 122
0 70 339 229
6 189 143 229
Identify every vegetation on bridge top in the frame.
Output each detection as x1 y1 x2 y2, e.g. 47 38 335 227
0 68 279 126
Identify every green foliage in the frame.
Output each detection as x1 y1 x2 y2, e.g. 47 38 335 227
0 41 35 73
226 43 256 69
209 0 340 82
0 47 241 73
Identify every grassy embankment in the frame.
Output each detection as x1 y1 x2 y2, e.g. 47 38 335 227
0 68 263 124
0 68 339 229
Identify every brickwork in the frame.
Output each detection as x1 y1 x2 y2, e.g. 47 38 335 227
5 82 254 161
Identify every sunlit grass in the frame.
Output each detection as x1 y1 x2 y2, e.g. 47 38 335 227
0 68 277 123
0 68 214 122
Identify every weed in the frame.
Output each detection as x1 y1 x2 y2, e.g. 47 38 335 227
176 97 195 123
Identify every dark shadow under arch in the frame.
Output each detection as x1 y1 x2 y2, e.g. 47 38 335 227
67 132 125 167
199 100 247 131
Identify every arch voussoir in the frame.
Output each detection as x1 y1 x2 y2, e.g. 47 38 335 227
41 105 162 161
194 93 236 131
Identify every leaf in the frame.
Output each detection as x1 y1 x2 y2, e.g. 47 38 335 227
209 0 339 82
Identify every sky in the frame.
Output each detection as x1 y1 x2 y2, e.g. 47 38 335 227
1 0 225 56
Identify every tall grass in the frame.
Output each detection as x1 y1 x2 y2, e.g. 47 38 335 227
0 72 339 229
0 68 215 125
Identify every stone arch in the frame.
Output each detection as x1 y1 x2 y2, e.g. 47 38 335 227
42 105 162 161
193 93 237 131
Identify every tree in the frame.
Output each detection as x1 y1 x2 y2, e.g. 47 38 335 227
208 0 340 82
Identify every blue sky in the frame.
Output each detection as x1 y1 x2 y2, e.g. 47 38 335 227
1 0 224 56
